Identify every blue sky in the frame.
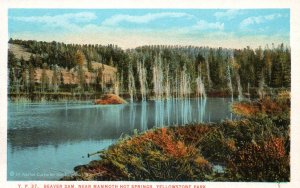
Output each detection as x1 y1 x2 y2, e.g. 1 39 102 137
8 9 290 49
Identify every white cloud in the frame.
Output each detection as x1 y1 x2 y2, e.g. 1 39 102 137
101 12 193 26
10 12 97 30
214 9 243 20
193 20 224 30
11 12 97 22
240 13 283 28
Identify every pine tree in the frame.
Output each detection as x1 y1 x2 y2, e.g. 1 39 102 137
52 65 59 93
282 48 291 87
41 63 49 92
8 51 18 92
21 65 29 93
75 50 85 92
96 67 103 92
28 63 35 93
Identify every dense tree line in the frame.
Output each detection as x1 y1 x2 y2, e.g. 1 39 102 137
122 44 290 98
8 39 290 98
9 38 127 70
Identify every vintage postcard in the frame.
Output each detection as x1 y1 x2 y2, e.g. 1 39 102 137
1 0 300 188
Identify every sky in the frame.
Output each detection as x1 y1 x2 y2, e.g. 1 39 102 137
8 9 290 49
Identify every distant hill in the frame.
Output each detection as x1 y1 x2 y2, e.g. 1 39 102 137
9 43 34 61
8 43 117 86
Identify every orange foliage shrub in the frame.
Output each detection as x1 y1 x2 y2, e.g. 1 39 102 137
225 138 237 152
232 103 259 117
173 125 212 146
263 137 286 159
90 127 212 181
231 137 289 181
260 97 283 115
141 128 197 158
232 97 290 117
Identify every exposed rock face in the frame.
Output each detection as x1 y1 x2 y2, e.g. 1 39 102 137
95 94 127 105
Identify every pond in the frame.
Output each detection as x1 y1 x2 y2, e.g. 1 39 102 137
7 98 236 180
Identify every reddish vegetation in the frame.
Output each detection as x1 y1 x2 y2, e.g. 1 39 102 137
173 125 212 146
62 125 213 180
95 94 127 105
232 137 289 181
120 127 201 159
225 138 237 152
232 97 289 117
236 137 286 167
232 102 260 117
62 120 289 181
142 127 196 158
264 137 286 159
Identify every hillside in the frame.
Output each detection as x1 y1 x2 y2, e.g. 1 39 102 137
9 43 34 61
8 43 117 87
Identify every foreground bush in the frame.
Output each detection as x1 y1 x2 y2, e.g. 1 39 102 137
229 137 289 181
64 127 212 181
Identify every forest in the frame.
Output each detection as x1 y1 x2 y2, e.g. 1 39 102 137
8 38 290 101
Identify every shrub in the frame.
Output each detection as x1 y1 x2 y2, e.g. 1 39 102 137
67 127 212 181
229 137 289 181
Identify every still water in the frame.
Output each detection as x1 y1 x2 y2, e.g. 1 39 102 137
7 98 235 180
